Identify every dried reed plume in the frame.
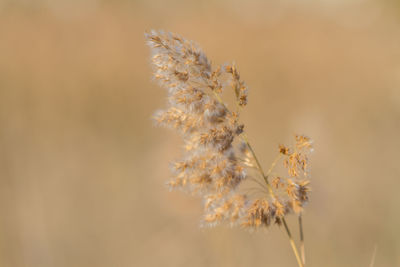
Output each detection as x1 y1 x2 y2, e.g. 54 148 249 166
146 30 313 267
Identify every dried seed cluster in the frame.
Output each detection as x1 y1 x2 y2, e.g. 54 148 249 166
146 30 313 229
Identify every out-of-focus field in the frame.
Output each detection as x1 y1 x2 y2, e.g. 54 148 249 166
0 0 399 266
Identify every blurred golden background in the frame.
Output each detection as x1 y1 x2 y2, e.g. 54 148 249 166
0 0 400 266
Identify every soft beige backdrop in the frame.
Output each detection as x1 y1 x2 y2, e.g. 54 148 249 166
0 0 399 266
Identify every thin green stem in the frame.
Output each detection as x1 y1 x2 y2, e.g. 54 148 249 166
283 218 304 267
299 214 305 265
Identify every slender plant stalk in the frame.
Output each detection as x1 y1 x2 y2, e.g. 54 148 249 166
283 218 304 267
299 214 305 265
241 133 304 267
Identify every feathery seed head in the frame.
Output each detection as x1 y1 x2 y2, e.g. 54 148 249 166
147 30 313 229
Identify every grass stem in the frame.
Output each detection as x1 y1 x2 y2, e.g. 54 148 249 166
299 214 305 265
283 218 304 267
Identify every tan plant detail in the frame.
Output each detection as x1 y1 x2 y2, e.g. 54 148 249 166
146 30 313 267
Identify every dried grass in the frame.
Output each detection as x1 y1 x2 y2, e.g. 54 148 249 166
146 30 315 267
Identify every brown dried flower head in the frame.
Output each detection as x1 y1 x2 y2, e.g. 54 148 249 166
146 30 313 229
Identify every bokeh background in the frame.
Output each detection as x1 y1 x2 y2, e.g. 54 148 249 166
1 0 400 266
